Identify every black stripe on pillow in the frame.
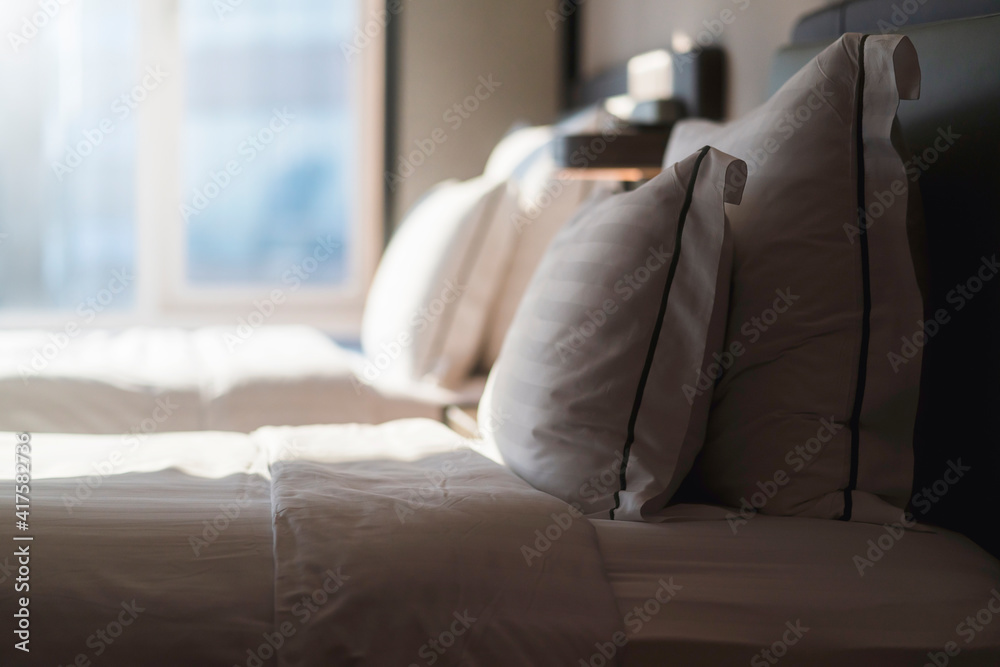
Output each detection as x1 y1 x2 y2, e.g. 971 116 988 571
610 145 711 520
842 34 872 522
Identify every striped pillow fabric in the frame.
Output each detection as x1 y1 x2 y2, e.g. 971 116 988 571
480 140 620 371
480 147 746 520
663 34 923 524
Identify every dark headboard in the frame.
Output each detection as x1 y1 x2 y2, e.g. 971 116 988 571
774 8 1000 557
792 0 1000 42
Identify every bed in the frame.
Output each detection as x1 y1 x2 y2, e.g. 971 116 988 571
0 421 624 666
0 326 469 434
1 4 999 666
3 420 999 665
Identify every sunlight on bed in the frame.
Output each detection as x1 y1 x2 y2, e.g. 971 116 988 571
0 431 268 481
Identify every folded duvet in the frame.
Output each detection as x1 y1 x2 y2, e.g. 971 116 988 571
0 420 622 666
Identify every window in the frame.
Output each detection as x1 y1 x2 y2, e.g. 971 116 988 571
180 0 355 286
0 0 139 311
0 0 382 334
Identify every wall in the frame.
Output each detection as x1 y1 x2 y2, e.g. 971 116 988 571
390 0 563 227
580 0 829 119
389 0 832 226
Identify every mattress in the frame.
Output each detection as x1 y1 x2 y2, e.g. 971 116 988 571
0 326 480 434
592 505 1000 666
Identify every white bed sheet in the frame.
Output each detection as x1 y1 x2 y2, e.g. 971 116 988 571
0 328 206 433
0 421 622 666
6 419 996 665
0 326 476 434
0 431 275 666
257 421 622 666
592 505 1000 666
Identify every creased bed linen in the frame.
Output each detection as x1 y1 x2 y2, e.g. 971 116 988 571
0 420 622 666
0 326 456 434
0 328 206 434
0 431 274 666
257 420 623 666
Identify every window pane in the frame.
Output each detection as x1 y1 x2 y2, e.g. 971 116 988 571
180 0 356 286
0 0 137 310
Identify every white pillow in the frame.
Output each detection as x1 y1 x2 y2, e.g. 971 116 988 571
361 126 567 390
480 147 620 371
361 176 513 389
483 125 554 180
663 34 923 524
480 147 746 521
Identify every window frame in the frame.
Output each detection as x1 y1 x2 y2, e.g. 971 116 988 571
0 0 383 338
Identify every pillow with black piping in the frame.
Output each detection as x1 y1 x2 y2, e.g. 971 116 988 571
479 146 746 520
663 33 923 524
